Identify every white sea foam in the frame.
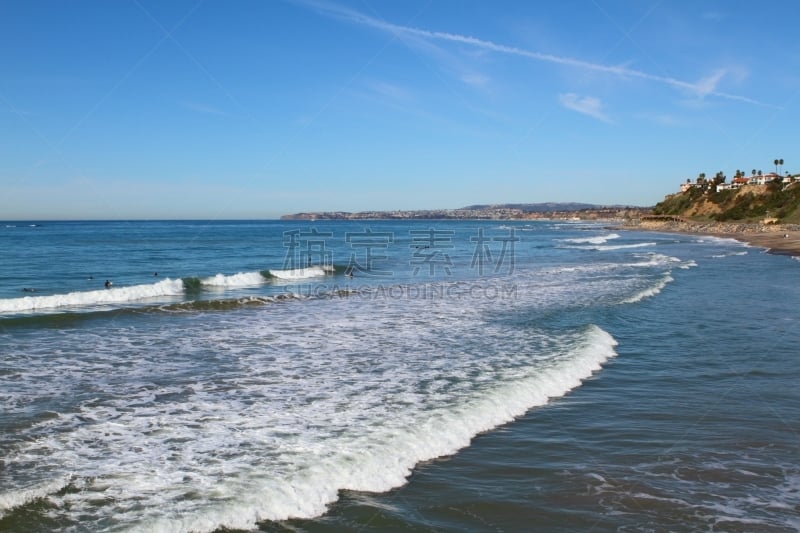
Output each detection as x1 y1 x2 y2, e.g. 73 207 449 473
268 265 332 280
628 253 681 267
563 233 620 245
0 278 185 314
0 228 684 531
0 280 618 531
201 271 266 287
589 242 657 251
182 326 616 530
0 477 73 515
589 457 800 531
560 240 657 252
548 253 684 275
620 274 674 304
712 251 749 258
695 235 747 247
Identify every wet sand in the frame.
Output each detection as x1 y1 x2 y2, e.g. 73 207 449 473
619 220 800 257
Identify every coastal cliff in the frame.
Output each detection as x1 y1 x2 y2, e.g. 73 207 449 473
654 181 800 223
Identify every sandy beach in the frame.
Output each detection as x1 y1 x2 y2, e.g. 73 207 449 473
620 219 800 257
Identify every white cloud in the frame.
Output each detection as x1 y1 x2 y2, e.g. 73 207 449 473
558 93 611 123
694 69 727 97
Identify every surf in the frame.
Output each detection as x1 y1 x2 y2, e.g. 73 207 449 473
0 268 339 315
267 265 336 280
0 321 617 532
563 233 620 245
0 278 185 314
200 271 267 287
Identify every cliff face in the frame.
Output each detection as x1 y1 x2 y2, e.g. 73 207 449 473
654 183 800 223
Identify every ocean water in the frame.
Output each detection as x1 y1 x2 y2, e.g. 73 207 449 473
0 220 798 532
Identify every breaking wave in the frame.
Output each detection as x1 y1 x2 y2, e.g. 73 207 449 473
0 323 617 531
563 233 620 245
267 265 336 280
200 271 267 287
0 279 185 314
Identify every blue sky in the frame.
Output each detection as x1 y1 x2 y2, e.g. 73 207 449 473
2 0 800 219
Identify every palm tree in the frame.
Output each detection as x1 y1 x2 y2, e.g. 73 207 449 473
752 169 757 176
780 158 784 174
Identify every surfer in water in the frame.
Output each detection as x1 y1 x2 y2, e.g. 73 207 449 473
104 280 112 288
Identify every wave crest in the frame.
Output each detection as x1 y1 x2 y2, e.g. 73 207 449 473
268 266 333 280
201 271 266 287
564 233 620 245
0 279 185 314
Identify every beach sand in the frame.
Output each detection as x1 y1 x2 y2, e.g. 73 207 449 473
719 230 800 256
620 220 800 257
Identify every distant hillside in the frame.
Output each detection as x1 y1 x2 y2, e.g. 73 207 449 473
281 203 648 221
461 202 599 213
653 181 800 223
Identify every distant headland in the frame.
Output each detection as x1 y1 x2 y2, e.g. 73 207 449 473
281 163 800 256
281 203 649 221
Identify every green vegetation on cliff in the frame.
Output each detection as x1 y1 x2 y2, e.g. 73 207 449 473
653 187 704 216
653 182 800 223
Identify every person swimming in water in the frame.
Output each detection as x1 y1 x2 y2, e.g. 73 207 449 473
104 280 112 288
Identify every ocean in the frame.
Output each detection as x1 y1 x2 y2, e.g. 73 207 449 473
0 219 798 532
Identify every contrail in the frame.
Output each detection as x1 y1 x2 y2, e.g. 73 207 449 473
294 0 773 108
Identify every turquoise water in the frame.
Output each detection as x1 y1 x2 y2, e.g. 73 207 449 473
0 220 798 532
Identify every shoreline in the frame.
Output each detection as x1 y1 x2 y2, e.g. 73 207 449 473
618 219 800 257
